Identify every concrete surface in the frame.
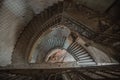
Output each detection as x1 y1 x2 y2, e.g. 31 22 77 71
77 0 115 12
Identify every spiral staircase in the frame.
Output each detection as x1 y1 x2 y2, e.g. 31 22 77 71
0 0 120 80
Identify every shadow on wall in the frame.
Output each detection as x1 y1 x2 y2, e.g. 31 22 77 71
108 0 120 22
0 1 4 9
0 0 33 66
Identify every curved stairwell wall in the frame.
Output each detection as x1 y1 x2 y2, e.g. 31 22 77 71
12 1 64 64
11 0 119 66
0 0 64 66
29 26 71 63
0 0 33 66
0 0 120 80
0 0 118 67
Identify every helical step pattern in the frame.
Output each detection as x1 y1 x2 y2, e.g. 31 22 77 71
12 1 64 64
38 36 66 54
67 42 95 64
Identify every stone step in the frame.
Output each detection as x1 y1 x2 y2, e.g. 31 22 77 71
77 53 89 58
78 59 94 63
79 56 91 60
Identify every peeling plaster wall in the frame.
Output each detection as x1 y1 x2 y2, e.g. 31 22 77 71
0 0 63 66
0 0 33 66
